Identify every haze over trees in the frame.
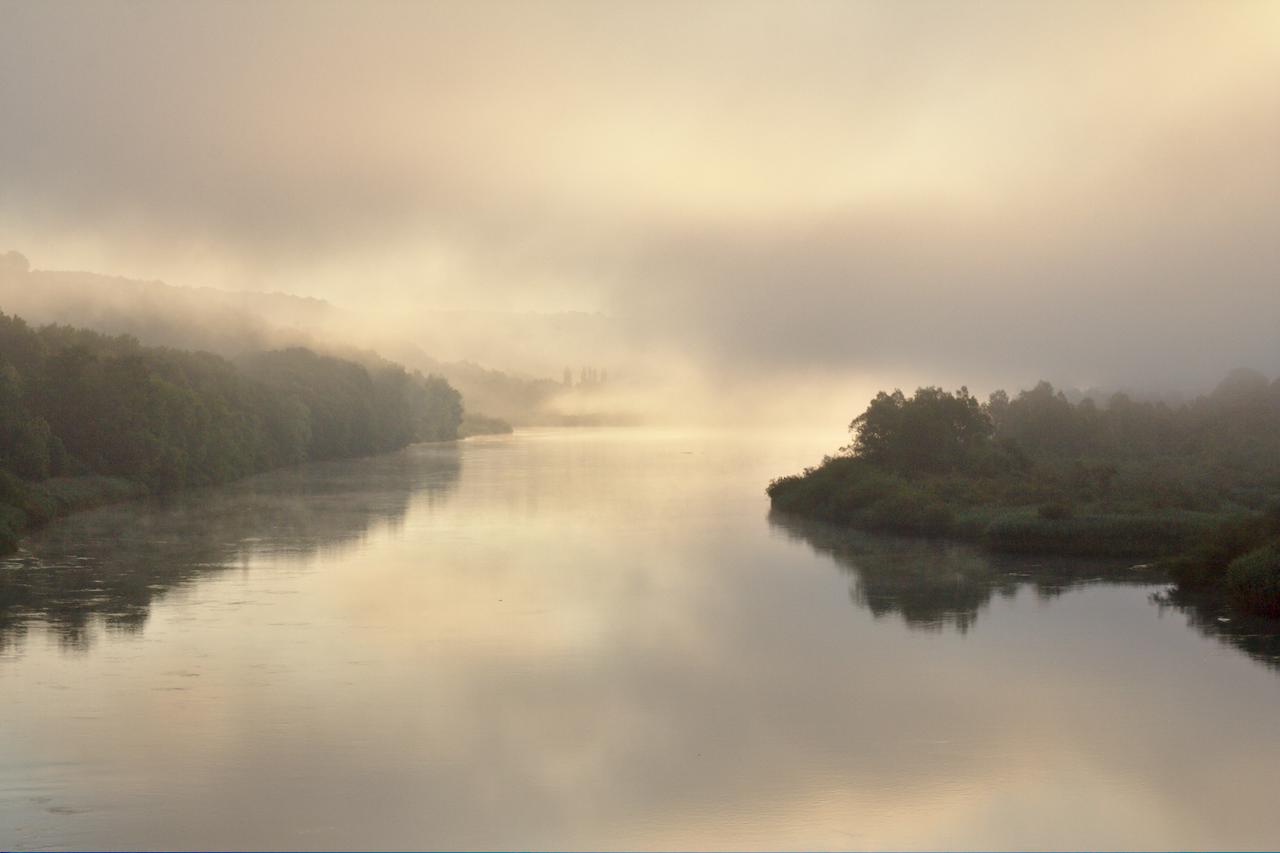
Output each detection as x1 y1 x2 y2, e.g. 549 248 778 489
768 372 1280 616
0 310 462 553
0 251 609 427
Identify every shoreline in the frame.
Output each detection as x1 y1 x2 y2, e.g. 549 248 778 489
0 433 507 558
766 484 1226 561
767 462 1279 618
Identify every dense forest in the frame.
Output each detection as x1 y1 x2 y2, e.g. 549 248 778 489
1 251 596 428
0 311 462 554
768 370 1280 617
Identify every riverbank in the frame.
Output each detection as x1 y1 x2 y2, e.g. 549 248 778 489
768 455 1280 617
457 413 514 437
0 434 493 558
0 474 147 554
768 375 1280 618
0 310 475 557
767 455 1225 557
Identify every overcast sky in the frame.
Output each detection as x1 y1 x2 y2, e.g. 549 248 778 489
2 0 1278 392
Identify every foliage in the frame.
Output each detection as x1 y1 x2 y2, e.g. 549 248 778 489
982 509 1218 558
0 310 464 554
769 371 1280 616
1166 503 1280 589
1227 542 1280 617
846 386 995 474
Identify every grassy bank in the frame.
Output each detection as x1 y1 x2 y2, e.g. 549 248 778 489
0 473 146 554
769 458 1280 614
767 457 1226 557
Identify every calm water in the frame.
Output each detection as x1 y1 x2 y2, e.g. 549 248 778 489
3 428 1280 851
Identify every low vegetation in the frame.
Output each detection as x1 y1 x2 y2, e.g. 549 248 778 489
458 412 514 438
768 371 1280 617
0 311 463 554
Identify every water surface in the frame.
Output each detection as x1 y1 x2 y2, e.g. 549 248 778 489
3 429 1280 850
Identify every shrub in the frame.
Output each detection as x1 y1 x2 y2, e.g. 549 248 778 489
1167 512 1279 588
862 491 955 536
984 511 1213 558
1037 501 1074 520
0 502 25 555
1226 541 1280 617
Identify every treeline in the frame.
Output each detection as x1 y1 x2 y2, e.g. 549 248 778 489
561 365 608 388
1 251 600 428
768 370 1280 617
0 311 462 552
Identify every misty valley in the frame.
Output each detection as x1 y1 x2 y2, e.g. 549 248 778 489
3 256 1280 850
5 3 1280 849
3 255 1280 852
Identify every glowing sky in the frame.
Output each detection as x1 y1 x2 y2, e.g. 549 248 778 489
2 1 1278 388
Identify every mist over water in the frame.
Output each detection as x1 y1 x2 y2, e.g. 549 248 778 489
4 429 1280 851
3 3 1280 850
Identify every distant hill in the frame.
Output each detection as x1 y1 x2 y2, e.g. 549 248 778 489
0 250 316 355
0 250 618 425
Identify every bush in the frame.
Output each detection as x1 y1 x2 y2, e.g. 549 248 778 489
0 502 25 555
861 492 955 536
983 511 1214 558
1167 511 1280 589
1226 541 1280 617
1037 501 1074 520
0 470 26 507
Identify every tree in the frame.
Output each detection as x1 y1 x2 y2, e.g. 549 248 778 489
847 386 993 474
0 365 52 479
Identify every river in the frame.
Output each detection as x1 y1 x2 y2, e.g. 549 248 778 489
3 428 1280 850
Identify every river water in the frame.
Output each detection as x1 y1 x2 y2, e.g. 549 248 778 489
2 428 1280 850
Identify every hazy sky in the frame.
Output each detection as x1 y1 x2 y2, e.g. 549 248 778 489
2 0 1278 390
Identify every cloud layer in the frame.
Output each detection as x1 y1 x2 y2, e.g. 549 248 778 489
2 1 1278 390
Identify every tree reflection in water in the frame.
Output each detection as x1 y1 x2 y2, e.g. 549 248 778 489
1152 586 1280 671
0 444 461 653
770 510 1280 670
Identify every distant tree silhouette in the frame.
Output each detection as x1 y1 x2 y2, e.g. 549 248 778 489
846 386 992 474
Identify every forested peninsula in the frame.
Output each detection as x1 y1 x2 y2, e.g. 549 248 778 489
0 311 464 554
768 371 1280 617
